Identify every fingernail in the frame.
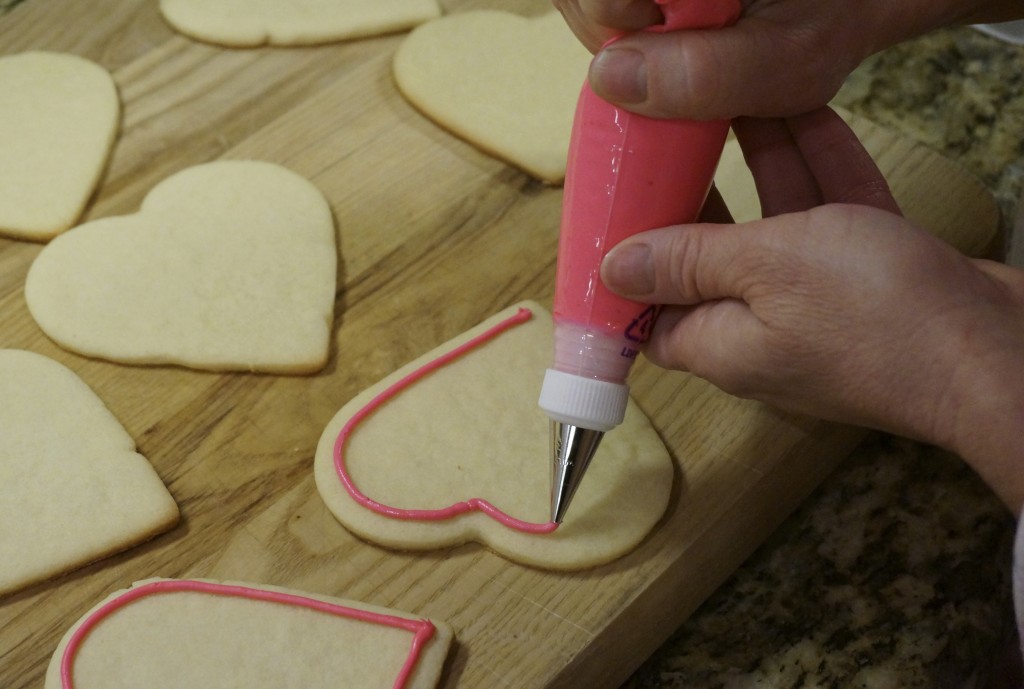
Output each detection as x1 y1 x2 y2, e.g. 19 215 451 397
590 48 647 104
602 243 654 296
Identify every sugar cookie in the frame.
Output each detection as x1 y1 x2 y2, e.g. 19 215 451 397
25 160 336 374
46 578 453 689
393 11 591 183
314 302 673 570
0 51 119 241
159 0 441 47
0 350 178 596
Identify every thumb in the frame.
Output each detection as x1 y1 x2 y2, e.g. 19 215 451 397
601 224 780 390
601 220 776 305
588 23 850 119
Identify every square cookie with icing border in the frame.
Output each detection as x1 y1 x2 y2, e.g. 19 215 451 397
46 578 453 689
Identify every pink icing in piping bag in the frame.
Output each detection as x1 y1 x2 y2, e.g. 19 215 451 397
540 0 742 523
60 579 436 689
334 307 558 535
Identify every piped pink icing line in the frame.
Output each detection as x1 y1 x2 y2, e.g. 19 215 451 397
60 579 435 689
333 307 558 535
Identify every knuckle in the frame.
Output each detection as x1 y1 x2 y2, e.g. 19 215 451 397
662 230 701 301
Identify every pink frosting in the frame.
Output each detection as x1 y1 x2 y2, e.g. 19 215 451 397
333 306 558 535
60 579 436 689
550 0 741 383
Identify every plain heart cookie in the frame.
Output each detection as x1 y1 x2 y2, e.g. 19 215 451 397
0 350 178 596
393 10 592 184
46 578 453 689
314 302 673 571
25 160 336 374
0 51 119 241
159 0 442 47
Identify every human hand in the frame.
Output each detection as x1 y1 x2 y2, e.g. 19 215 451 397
601 107 1024 510
554 0 1024 119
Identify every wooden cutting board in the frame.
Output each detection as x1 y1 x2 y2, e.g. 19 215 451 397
0 1 1000 688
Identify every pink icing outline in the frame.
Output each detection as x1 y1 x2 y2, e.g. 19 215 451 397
333 307 558 535
60 579 436 689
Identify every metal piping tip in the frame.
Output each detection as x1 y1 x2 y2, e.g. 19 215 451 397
549 421 605 523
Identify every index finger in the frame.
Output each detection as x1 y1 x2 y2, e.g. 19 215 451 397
575 0 663 30
554 0 663 51
787 108 902 215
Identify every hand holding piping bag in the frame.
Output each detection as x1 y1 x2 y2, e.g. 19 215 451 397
540 0 741 523
558 0 1024 119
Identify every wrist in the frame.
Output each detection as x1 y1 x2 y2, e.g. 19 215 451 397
934 269 1024 513
946 354 1024 513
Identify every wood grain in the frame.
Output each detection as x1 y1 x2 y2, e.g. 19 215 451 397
0 1 1000 688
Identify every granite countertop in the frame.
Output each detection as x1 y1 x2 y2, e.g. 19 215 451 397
623 26 1024 689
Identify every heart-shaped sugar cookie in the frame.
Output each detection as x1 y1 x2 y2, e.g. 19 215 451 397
0 52 119 241
46 579 453 689
0 350 179 596
393 11 592 184
25 160 336 373
159 0 442 47
314 302 673 571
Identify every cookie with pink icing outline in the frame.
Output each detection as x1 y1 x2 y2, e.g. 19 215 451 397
45 578 453 689
313 301 673 570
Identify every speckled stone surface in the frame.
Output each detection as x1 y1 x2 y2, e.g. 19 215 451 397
623 26 1024 689
624 437 1017 688
837 26 1024 229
